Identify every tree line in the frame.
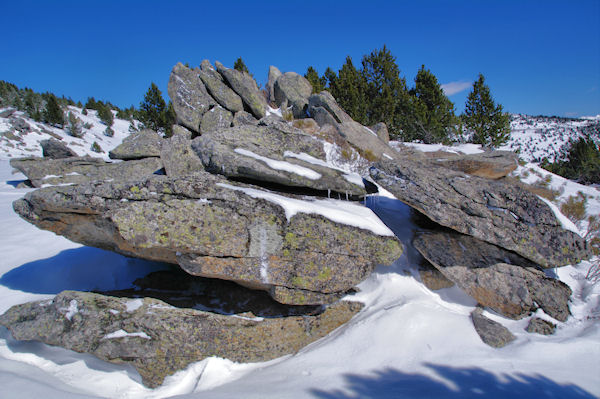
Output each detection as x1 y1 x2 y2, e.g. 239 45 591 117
304 46 510 147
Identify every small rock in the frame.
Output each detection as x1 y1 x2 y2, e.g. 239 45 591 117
274 72 313 118
526 317 557 335
266 66 282 104
109 129 162 160
40 138 78 159
471 308 516 348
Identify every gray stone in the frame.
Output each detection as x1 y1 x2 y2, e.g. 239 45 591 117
200 105 233 134
310 106 339 127
274 72 313 118
108 129 162 160
471 308 516 348
335 121 398 161
12 174 402 305
232 110 258 127
435 151 519 179
308 91 353 124
199 60 244 113
418 261 454 290
0 291 363 388
10 156 162 187
526 317 556 335
192 124 367 197
370 122 390 143
414 231 572 321
160 133 204 176
0 108 16 118
40 138 78 159
167 63 216 133
267 65 282 104
10 117 30 133
171 124 192 139
216 61 267 119
370 158 590 268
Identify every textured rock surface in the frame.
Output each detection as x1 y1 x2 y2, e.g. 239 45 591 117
370 122 390 144
418 261 454 290
370 158 589 267
216 61 267 119
192 124 367 197
274 72 313 118
266 65 282 104
526 317 556 335
308 91 353 124
200 105 233 134
40 138 77 159
435 151 518 179
12 173 402 304
160 133 204 176
471 308 516 348
199 60 244 113
0 291 362 388
335 121 397 161
108 129 162 160
10 156 162 187
171 124 193 139
167 63 215 132
232 110 258 126
414 231 572 321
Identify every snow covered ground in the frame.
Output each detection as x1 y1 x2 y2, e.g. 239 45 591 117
0 111 599 397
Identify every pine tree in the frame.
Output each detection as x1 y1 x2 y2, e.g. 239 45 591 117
360 45 412 138
138 83 167 133
67 111 83 137
96 102 114 126
233 57 253 78
43 94 65 127
305 66 326 93
463 74 510 148
330 56 368 124
408 65 456 143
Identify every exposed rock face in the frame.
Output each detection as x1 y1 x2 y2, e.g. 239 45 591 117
167 63 215 133
40 138 77 159
414 231 572 321
418 261 454 290
526 317 556 335
267 65 282 104
9 156 162 187
160 133 203 176
108 129 162 160
12 173 402 305
274 72 313 118
0 291 362 388
308 91 353 124
232 110 258 126
192 124 368 197
435 151 518 179
335 121 397 161
370 158 589 267
199 60 244 113
215 61 267 119
370 122 390 144
171 124 192 139
470 308 516 348
200 105 233 134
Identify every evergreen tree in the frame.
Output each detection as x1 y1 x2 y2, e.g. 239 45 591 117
43 94 65 127
463 74 510 148
67 111 83 137
85 97 97 110
360 45 412 138
542 137 600 184
234 57 252 78
96 102 114 126
324 67 337 90
305 66 326 93
330 56 368 124
408 65 456 143
138 82 167 133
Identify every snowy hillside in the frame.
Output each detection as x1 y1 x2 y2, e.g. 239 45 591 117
500 114 600 163
0 106 138 161
0 110 599 397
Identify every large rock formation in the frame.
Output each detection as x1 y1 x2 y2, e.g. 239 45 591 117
215 61 267 119
108 129 162 160
0 291 362 388
370 158 589 268
12 172 402 305
199 59 244 113
273 72 313 118
40 138 78 159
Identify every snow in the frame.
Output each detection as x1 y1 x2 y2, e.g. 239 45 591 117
125 298 144 312
102 330 151 340
234 148 322 180
395 142 485 155
283 150 365 188
61 300 78 321
217 183 394 236
538 196 582 236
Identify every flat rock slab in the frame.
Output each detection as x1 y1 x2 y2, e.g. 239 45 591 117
414 231 572 321
192 124 367 197
13 173 402 305
0 291 363 388
108 129 163 160
471 308 516 348
10 156 163 187
434 151 518 179
370 158 589 267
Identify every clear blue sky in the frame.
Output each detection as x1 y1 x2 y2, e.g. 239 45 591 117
1 0 598 117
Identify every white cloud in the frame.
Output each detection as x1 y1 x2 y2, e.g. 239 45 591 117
441 81 472 96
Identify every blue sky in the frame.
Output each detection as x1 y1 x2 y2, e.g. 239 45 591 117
1 0 598 117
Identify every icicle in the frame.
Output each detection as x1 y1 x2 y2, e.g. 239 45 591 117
327 189 330 199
